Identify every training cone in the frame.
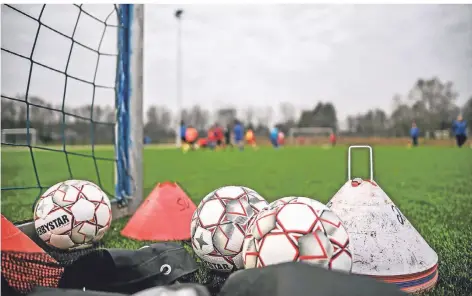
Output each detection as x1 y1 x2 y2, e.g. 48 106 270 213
121 181 197 241
326 146 438 294
1 215 45 253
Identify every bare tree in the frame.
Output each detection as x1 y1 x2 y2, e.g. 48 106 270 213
242 106 255 126
279 102 296 123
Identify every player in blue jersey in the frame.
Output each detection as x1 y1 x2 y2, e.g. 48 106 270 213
270 126 279 149
452 115 467 147
180 120 188 151
410 122 419 147
180 121 187 144
233 120 244 151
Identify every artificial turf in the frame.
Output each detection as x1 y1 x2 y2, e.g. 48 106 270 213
1 145 471 295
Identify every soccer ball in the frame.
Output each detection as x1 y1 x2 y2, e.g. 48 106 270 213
190 186 269 272
34 180 112 250
242 196 352 272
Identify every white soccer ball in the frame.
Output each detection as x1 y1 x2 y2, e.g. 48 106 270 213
34 180 112 250
190 186 269 272
242 196 352 273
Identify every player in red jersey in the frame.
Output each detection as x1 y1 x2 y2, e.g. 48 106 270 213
329 131 337 147
214 123 224 150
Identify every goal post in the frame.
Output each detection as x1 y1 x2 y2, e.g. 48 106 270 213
1 4 144 235
113 4 145 216
288 127 334 146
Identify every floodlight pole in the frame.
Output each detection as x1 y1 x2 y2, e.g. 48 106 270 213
175 9 184 147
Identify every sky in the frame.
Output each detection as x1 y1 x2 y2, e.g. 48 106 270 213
2 4 472 126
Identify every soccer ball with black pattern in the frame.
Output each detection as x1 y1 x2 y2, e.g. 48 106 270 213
242 197 352 272
33 180 112 250
190 186 269 273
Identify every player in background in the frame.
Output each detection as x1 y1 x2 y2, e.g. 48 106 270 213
270 126 279 149
197 137 208 149
233 120 244 151
277 131 285 147
245 125 258 150
214 123 224 150
184 126 198 153
224 124 233 149
180 120 187 151
329 131 337 147
207 126 217 150
410 122 419 147
452 115 467 147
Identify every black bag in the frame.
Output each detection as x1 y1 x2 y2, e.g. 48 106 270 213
27 287 126 296
219 262 406 296
132 283 210 296
59 242 198 294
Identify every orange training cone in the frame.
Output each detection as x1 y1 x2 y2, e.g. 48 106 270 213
1 215 45 253
121 181 197 241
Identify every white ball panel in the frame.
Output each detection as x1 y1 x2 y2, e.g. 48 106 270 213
81 183 104 202
199 199 225 227
49 234 75 250
290 197 327 216
95 203 111 227
232 251 244 269
268 196 296 210
330 251 353 272
321 211 350 247
252 211 277 240
70 199 95 222
259 234 297 266
242 237 258 268
70 222 96 244
64 179 84 187
213 224 245 255
246 192 269 212
52 184 80 207
298 230 333 267
35 196 55 219
277 204 316 233
215 186 245 199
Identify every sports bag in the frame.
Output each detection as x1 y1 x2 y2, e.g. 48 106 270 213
219 262 406 296
59 242 198 294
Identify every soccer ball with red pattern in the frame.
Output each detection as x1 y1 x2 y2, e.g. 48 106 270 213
242 197 352 272
34 180 112 250
190 186 269 272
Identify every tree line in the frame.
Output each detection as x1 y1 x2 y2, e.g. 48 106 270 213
1 77 471 145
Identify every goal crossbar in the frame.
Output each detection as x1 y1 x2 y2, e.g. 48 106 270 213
288 127 334 145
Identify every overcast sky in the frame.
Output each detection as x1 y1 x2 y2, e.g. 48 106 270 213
2 4 472 125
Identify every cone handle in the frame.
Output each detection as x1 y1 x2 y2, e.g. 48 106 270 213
348 145 373 181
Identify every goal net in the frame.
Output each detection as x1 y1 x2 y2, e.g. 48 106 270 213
1 4 144 234
288 127 334 146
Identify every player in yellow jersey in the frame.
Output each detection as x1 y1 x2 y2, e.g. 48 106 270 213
245 127 258 150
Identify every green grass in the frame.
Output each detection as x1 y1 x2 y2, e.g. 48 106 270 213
2 145 472 295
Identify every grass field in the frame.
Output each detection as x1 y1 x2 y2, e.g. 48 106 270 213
2 145 472 295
